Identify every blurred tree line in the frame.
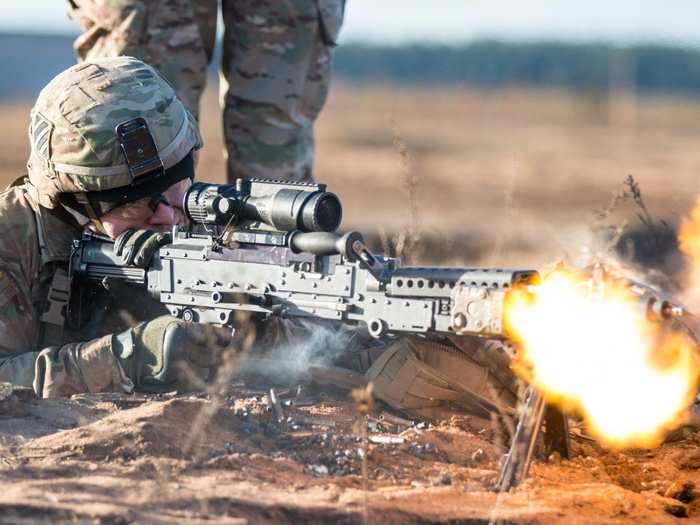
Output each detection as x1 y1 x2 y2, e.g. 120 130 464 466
334 41 700 95
2 34 700 99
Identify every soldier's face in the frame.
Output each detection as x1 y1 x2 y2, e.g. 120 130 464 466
96 179 192 239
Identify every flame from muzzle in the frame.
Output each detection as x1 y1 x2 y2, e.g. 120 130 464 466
505 270 699 448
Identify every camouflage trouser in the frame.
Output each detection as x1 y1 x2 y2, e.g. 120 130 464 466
66 0 345 182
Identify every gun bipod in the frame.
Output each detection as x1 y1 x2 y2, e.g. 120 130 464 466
496 386 570 491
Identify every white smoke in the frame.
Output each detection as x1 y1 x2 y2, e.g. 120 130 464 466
238 318 367 384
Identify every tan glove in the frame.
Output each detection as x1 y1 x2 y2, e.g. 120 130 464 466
114 228 171 268
112 315 234 393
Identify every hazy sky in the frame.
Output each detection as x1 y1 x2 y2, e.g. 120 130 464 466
2 0 699 46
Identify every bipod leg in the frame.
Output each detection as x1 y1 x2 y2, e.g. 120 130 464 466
496 386 545 491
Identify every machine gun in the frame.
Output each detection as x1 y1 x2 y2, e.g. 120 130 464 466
69 178 539 341
68 178 690 489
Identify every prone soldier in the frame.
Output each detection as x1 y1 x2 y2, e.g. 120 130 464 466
0 57 233 397
0 58 518 427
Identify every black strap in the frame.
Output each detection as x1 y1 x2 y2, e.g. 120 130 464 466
58 151 194 220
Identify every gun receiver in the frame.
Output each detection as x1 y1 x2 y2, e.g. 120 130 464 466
71 229 538 339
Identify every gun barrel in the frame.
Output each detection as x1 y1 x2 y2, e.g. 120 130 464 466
526 282 686 323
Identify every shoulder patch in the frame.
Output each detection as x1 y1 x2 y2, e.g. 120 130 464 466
30 112 53 160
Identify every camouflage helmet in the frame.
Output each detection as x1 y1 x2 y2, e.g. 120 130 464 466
26 56 202 210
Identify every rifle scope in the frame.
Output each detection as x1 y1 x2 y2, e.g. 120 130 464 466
184 179 342 233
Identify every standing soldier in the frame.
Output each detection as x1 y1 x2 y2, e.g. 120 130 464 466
65 0 346 183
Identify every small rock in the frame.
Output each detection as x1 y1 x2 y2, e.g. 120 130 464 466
432 472 452 486
0 383 35 416
664 503 689 518
548 451 561 463
424 443 439 454
470 448 485 464
665 480 696 504
308 464 329 476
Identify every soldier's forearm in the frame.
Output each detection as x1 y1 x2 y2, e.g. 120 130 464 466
0 351 40 389
34 336 131 399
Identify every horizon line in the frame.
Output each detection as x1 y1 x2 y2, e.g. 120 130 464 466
1 28 699 50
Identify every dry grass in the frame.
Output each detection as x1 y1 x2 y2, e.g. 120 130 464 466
318 85 700 268
3 84 700 268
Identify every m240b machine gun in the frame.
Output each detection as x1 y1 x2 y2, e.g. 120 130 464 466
68 178 575 489
70 178 694 489
70 178 540 341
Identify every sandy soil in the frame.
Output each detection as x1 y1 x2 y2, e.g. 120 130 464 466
1 382 699 525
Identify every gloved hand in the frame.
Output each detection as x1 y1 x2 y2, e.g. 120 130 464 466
111 316 234 392
114 229 171 268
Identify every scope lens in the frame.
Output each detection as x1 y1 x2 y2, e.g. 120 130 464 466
303 192 342 232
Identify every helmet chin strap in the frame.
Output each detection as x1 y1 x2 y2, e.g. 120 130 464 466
148 193 170 211
69 193 107 235
75 192 109 236
75 192 100 221
87 218 109 237
59 193 126 235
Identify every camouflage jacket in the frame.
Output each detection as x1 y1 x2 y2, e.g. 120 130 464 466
0 181 162 396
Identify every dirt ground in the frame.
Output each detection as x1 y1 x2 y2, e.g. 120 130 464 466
2 85 700 523
1 382 699 525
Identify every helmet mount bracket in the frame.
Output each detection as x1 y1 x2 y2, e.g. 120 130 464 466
115 117 164 185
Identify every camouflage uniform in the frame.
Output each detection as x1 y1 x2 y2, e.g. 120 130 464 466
0 186 148 397
1 56 517 421
0 57 202 398
65 0 345 182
